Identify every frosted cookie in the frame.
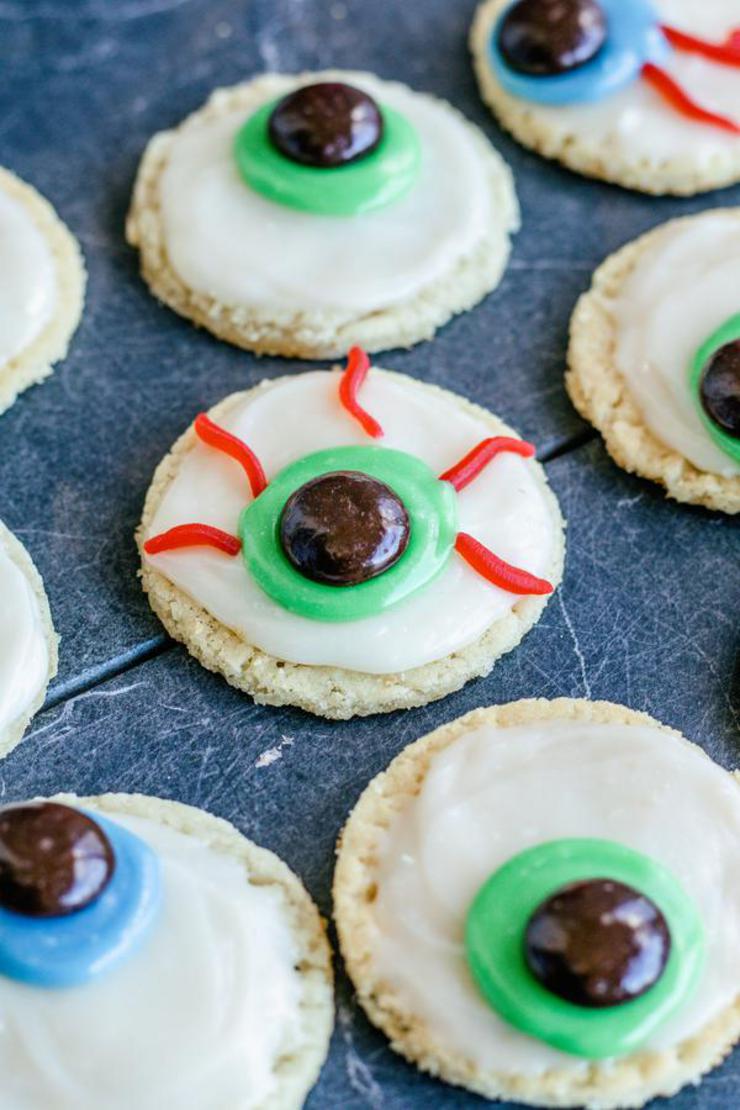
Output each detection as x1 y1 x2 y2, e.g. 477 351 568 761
334 698 740 1107
137 352 564 719
0 793 333 1108
126 70 519 358
0 168 85 415
471 0 740 196
0 521 57 758
567 209 740 513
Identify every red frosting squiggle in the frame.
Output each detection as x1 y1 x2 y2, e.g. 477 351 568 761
440 437 535 492
642 62 740 134
338 347 384 439
144 524 242 556
661 24 740 68
455 533 553 596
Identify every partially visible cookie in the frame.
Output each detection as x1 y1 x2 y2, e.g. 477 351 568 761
0 520 58 757
0 792 333 1107
137 359 564 719
334 698 740 1108
126 69 519 358
567 209 740 513
471 0 740 196
0 167 85 415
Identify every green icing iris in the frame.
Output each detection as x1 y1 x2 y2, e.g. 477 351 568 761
689 313 740 465
465 839 705 1059
239 445 458 622
233 100 421 217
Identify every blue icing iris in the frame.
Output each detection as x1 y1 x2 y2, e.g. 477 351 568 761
489 0 670 106
0 812 161 989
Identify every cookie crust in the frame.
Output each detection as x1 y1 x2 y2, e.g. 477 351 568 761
54 792 333 1110
566 213 740 514
0 167 85 416
0 521 58 758
470 0 740 197
333 698 740 1108
126 70 519 359
137 371 565 720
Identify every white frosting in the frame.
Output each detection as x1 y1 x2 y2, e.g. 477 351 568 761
144 371 558 674
159 74 497 313
612 210 740 478
0 187 56 368
0 536 49 737
369 720 740 1075
0 808 306 1109
499 1 740 169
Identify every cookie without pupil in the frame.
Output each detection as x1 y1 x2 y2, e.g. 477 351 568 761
525 878 671 1007
279 470 410 586
0 802 115 917
700 341 740 438
498 0 608 76
268 83 383 168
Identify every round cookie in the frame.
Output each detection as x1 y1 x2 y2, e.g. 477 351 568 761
0 521 57 758
334 698 740 1107
0 792 333 1108
126 69 519 358
567 209 740 513
0 167 85 416
137 357 564 719
471 1 740 196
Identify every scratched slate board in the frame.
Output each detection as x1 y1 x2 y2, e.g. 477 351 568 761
1 1 739 1107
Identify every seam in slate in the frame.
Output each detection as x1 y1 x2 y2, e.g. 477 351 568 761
539 427 596 465
42 635 171 712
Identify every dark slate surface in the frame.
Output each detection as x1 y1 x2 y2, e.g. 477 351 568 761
0 1 739 1107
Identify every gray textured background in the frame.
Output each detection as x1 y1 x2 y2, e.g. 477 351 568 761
0 1 739 1106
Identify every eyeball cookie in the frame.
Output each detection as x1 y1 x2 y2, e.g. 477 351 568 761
471 1 740 195
126 70 519 358
0 794 333 1108
334 699 740 1107
567 209 740 513
0 521 57 758
0 168 85 416
137 351 564 718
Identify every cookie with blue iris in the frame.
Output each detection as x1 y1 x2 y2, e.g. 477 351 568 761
126 70 519 359
471 0 740 195
0 793 333 1107
138 353 564 719
334 698 740 1107
567 209 740 513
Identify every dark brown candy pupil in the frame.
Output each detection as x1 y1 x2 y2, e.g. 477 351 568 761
524 878 671 1007
498 0 607 76
0 802 115 918
268 82 383 168
279 471 410 586
700 341 740 438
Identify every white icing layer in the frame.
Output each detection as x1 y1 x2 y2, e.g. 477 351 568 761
0 536 49 737
495 1 740 169
368 720 740 1075
159 73 498 313
612 210 740 478
0 187 56 368
0 808 305 1109
144 370 558 674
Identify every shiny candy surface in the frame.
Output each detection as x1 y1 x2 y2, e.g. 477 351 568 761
525 878 671 1007
280 471 410 587
268 82 383 167
700 341 740 438
499 0 607 76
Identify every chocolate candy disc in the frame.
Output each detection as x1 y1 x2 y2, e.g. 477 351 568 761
268 82 383 168
0 802 115 917
498 0 608 76
525 878 671 1007
700 341 740 438
280 470 410 586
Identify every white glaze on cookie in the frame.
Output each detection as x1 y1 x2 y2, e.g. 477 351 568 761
0 187 56 368
0 808 305 1109
0 539 49 737
611 211 740 478
143 370 558 674
159 74 496 314
368 721 740 1075
489 1 740 170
